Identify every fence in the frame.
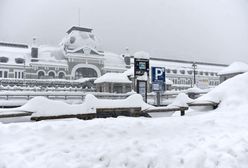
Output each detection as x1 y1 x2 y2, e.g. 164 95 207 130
0 90 207 108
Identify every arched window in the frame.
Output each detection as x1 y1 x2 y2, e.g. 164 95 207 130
75 67 97 79
48 71 55 79
180 70 185 74
15 58 25 64
38 71 45 79
0 57 9 63
58 72 65 79
187 70 193 75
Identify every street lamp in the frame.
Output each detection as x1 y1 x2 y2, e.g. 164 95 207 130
23 55 26 88
192 62 197 85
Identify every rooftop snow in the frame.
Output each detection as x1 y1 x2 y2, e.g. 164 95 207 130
134 51 150 59
66 26 93 34
103 52 127 71
94 73 132 84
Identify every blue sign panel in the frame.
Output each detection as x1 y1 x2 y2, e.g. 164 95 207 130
152 67 165 83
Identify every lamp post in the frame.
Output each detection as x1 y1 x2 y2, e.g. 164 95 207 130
23 55 26 88
192 62 197 85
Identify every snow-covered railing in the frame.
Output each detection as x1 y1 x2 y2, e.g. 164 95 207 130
0 91 134 101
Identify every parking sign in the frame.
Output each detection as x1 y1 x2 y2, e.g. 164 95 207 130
152 67 165 83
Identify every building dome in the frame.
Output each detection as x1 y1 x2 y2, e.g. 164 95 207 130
61 26 101 52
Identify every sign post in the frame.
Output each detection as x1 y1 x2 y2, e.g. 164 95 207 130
152 67 166 106
134 58 150 102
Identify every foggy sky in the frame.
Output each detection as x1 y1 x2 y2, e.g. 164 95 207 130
0 0 248 64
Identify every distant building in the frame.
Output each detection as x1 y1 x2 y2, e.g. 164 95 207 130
147 58 226 90
0 26 127 88
0 26 226 91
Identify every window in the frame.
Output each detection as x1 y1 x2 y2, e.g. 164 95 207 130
172 70 177 74
75 68 97 79
180 70 185 74
58 72 65 79
70 36 76 44
4 71 8 78
187 79 191 85
0 57 8 63
0 70 8 78
14 70 24 79
205 72 209 76
166 69 171 73
38 71 45 79
15 58 25 64
187 70 193 75
48 71 55 79
199 71 203 75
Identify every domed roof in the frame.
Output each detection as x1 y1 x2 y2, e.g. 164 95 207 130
61 27 101 52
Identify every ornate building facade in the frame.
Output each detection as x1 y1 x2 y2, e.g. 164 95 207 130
0 26 226 90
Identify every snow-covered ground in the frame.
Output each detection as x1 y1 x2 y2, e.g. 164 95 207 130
1 73 248 167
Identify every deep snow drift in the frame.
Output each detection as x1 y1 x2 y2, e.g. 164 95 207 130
1 73 248 167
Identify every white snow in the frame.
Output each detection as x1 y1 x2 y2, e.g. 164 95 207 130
194 72 248 105
166 78 173 85
134 51 150 59
94 73 131 84
167 93 193 108
218 61 248 75
151 59 225 74
1 73 248 167
16 94 150 117
185 85 204 93
123 66 134 77
103 52 127 72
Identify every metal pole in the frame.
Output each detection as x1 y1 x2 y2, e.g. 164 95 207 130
192 62 197 85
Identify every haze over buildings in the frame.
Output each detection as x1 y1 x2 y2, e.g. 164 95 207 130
0 0 248 64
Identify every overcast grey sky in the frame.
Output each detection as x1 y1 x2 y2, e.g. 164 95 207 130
0 0 247 64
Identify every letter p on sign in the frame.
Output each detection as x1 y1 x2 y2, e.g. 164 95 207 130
152 67 165 83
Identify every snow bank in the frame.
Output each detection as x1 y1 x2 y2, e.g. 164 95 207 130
218 61 248 75
18 94 151 117
1 103 248 167
185 85 203 93
1 73 248 167
193 72 248 109
167 93 192 108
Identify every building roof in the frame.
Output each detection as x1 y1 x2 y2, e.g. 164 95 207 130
66 26 93 34
150 57 227 67
218 62 248 75
0 42 29 49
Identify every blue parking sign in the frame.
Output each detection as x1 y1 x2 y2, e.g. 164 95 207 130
152 67 165 83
